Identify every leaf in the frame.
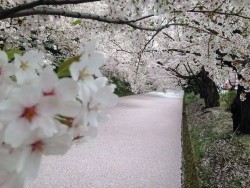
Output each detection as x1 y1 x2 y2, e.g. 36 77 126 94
6 49 23 60
71 19 81 26
57 56 80 78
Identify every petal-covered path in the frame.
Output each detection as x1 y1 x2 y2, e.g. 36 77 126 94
25 93 183 188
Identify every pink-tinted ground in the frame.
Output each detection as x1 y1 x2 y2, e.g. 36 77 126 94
25 94 183 188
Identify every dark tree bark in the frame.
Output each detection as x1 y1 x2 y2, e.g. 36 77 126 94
214 53 250 134
167 66 220 108
231 85 250 134
198 67 220 108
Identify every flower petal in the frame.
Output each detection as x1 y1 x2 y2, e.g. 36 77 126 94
56 78 77 100
4 119 31 148
44 133 72 155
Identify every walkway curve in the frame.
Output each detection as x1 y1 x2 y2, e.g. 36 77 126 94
25 94 183 188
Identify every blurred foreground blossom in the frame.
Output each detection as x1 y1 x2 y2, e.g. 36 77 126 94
0 41 118 188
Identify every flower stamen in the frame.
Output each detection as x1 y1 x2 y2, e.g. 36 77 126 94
21 106 37 122
31 140 44 152
43 90 55 96
20 62 29 70
79 69 92 80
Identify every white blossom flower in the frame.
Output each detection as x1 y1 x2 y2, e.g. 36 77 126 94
70 40 107 102
14 51 45 84
0 38 118 187
70 40 106 81
67 106 97 142
87 77 118 127
15 132 72 179
0 86 59 147
39 67 79 116
79 40 106 77
67 77 118 142
39 67 77 99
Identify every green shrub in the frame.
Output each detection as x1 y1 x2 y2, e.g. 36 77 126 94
109 76 133 97
220 91 237 111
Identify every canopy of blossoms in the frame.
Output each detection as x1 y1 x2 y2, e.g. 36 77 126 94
1 0 250 187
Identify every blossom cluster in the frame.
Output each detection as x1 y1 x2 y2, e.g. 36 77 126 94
2 0 250 93
0 40 118 188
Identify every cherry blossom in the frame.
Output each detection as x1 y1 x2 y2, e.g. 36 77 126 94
0 86 59 147
14 51 45 84
0 40 118 187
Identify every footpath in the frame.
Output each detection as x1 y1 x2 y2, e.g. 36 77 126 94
25 92 183 188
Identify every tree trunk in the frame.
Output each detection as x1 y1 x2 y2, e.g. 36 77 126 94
231 86 250 134
169 66 220 108
199 67 220 108
200 78 220 108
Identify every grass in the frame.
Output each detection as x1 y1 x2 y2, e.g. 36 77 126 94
219 91 237 111
191 126 204 159
238 135 250 155
182 107 200 188
183 92 250 188
184 92 202 105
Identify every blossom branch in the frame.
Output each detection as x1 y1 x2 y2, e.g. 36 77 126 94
163 32 175 41
0 0 100 19
166 67 192 80
188 9 250 20
0 7 158 30
111 40 133 54
0 7 225 35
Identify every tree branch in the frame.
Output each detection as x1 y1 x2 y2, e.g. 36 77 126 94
0 7 225 35
163 32 175 41
0 0 100 19
166 67 192 79
145 48 201 56
188 9 250 20
111 40 133 54
1 7 158 30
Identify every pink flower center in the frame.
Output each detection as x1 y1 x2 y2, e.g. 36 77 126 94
21 106 37 122
43 89 55 96
31 140 44 152
63 117 74 127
